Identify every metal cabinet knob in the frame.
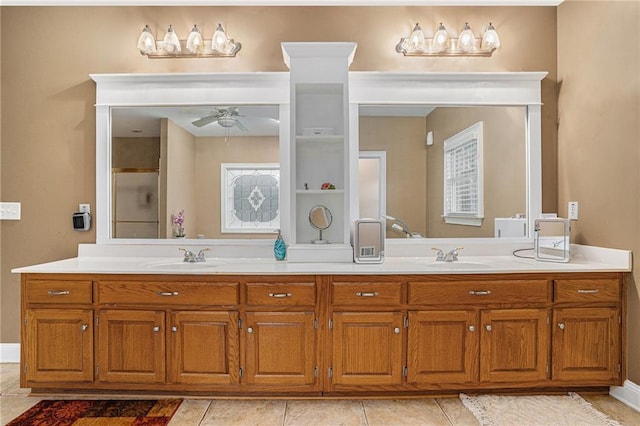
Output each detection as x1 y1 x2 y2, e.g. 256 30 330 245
81 324 88 331
152 326 160 332
468 325 475 332
247 327 253 334
394 327 400 334
558 323 565 330
171 326 178 332
485 324 492 331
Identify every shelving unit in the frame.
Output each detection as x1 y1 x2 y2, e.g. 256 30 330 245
282 42 357 262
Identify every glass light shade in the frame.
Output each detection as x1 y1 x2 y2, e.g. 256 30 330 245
186 24 203 54
481 22 501 51
137 25 156 55
432 22 449 52
212 23 229 53
163 25 181 54
407 23 425 52
458 22 475 52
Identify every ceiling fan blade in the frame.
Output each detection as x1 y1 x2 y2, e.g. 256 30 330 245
234 120 248 131
192 114 219 128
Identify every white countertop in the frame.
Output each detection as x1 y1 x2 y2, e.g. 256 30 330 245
12 244 632 275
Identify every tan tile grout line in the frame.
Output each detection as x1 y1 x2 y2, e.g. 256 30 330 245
435 398 458 426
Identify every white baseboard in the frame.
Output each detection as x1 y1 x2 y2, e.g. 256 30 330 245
0 343 20 363
611 380 640 413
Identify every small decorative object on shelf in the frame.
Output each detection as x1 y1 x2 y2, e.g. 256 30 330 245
321 182 336 190
304 183 309 190
172 210 185 238
274 229 287 261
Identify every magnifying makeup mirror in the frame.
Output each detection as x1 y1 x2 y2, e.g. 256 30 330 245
309 205 333 244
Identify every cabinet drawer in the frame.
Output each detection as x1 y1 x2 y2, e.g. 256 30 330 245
555 279 620 302
97 281 239 305
246 282 316 306
332 282 403 306
408 280 550 305
26 280 93 304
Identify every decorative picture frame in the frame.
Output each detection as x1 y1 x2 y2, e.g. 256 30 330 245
221 163 280 233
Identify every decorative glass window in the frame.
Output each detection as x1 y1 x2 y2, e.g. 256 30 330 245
443 121 484 226
221 163 280 233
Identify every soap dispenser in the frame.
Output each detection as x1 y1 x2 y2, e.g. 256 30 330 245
274 229 287 261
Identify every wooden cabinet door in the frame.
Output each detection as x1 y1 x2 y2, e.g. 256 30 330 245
25 309 93 383
331 312 403 386
169 311 240 385
480 309 549 383
552 308 620 382
97 309 165 383
244 312 316 386
407 310 478 385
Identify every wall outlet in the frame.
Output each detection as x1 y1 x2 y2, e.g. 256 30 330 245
79 203 91 214
568 201 579 220
0 202 21 220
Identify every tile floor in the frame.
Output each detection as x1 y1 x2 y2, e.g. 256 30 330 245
2 363 639 425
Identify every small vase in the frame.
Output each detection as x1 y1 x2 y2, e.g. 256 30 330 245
174 235 185 239
274 230 286 261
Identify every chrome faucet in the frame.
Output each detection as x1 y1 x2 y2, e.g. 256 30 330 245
179 248 210 263
432 247 463 262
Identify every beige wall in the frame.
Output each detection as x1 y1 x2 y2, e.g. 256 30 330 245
112 137 160 170
360 116 427 237
165 119 197 238
0 6 558 344
425 106 526 238
557 0 640 382
195 136 279 239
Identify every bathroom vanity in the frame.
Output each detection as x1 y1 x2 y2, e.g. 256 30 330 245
15 246 629 397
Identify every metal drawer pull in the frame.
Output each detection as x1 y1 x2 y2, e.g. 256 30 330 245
80 324 88 331
48 290 70 296
485 325 492 331
157 291 179 296
468 325 475 332
469 290 491 296
577 289 600 294
355 292 379 297
152 326 160 332
269 292 292 298
247 327 253 334
558 323 565 330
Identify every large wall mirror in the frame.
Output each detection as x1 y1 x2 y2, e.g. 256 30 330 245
93 71 545 245
359 105 526 239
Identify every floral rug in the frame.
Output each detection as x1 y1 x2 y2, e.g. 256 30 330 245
460 392 621 426
6 399 182 426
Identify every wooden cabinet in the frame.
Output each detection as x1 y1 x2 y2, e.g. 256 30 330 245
479 309 549 383
407 310 478 385
552 279 622 383
330 312 404 387
20 272 624 396
169 311 239 385
97 309 166 383
244 312 316 386
25 309 93 383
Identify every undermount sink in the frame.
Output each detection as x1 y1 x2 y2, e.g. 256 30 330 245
144 260 223 270
425 261 491 270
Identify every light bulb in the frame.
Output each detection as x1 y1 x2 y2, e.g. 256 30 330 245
458 22 475 52
163 25 181 54
137 25 156 55
186 24 203 54
212 23 229 53
481 22 501 51
432 22 449 53
407 23 425 52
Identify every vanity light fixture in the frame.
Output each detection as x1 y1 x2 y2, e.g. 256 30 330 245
137 23 241 58
396 21 500 57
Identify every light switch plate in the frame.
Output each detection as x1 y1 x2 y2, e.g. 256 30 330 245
0 202 21 220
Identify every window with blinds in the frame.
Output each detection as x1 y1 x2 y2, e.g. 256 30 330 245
443 121 484 226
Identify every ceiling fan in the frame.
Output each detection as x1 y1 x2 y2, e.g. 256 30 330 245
191 107 247 131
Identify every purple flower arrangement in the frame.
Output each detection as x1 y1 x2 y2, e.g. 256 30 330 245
172 210 185 237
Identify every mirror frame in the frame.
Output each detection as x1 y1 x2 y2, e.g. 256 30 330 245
91 71 546 245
